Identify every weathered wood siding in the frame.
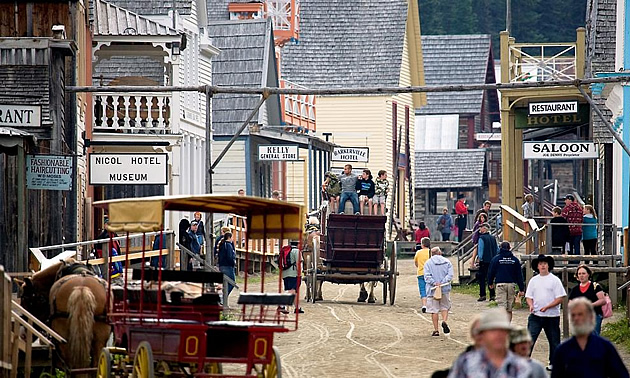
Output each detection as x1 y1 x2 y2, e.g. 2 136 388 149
0 2 73 38
212 138 247 194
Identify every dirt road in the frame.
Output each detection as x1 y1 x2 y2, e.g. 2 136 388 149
272 258 630 378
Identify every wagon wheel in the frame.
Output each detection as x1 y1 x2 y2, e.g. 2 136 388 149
260 346 282 378
97 348 112 378
389 246 397 305
311 238 319 302
132 341 154 378
381 256 388 305
304 253 313 302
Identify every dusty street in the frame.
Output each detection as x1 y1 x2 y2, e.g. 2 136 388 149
271 258 630 378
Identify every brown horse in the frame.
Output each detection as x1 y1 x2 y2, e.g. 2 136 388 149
20 260 111 373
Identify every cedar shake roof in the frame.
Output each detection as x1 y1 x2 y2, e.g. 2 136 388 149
415 149 487 189
93 0 180 36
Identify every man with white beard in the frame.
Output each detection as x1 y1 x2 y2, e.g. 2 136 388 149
551 297 629 378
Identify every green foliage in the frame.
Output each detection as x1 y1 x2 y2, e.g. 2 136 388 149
419 0 587 57
451 283 480 297
602 315 630 353
38 369 65 378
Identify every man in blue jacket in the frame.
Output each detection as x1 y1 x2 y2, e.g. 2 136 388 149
488 241 525 322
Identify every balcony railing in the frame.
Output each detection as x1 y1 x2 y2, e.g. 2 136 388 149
280 79 315 132
509 43 577 82
93 92 172 134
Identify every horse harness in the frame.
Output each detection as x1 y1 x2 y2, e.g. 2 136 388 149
50 263 108 322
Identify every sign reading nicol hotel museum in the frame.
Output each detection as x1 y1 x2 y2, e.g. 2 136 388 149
523 141 598 160
89 153 168 185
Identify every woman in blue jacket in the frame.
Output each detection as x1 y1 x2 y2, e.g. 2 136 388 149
582 204 598 255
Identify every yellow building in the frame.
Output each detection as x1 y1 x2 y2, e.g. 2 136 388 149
280 0 425 226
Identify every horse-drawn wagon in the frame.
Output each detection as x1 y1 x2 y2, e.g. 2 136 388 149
88 195 305 377
303 213 397 305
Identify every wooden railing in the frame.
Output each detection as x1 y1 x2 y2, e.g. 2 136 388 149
280 79 316 132
93 92 172 134
500 204 545 254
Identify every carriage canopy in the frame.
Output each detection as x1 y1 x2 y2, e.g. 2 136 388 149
94 195 304 239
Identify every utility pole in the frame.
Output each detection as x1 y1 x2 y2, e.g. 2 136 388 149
205 88 214 267
506 0 512 35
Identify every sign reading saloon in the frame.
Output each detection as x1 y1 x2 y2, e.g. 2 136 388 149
90 153 168 185
0 104 42 127
528 101 578 115
26 155 73 190
332 147 369 163
258 145 299 161
523 141 598 160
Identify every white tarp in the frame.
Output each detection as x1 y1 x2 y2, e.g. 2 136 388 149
415 114 459 150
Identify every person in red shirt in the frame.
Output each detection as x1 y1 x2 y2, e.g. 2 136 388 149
561 194 583 255
455 194 469 242
415 221 430 243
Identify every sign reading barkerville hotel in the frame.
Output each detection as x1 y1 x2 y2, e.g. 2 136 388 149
89 153 168 185
332 147 369 163
0 104 42 127
258 145 299 161
528 101 578 115
523 141 598 160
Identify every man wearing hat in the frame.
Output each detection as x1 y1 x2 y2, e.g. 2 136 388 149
509 327 547 377
525 254 566 369
561 194 583 255
488 241 525 321
454 194 469 242
449 308 533 377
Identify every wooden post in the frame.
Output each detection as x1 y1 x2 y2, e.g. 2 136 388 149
609 255 618 306
562 267 569 339
525 258 533 285
0 267 10 374
17 145 27 272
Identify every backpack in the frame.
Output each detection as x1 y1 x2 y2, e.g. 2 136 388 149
277 245 295 270
326 175 342 196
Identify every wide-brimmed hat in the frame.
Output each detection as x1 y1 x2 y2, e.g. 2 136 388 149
531 254 555 272
477 308 513 332
564 194 575 201
510 326 532 345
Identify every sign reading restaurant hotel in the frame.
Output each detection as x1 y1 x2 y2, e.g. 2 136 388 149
258 145 299 161
89 153 168 185
528 101 578 115
332 147 369 163
523 141 598 160
0 104 42 127
26 155 73 190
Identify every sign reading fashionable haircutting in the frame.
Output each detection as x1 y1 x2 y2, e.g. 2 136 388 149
89 153 168 185
26 155 73 190
523 141 598 160
258 145 299 161
0 104 42 127
332 147 369 163
528 101 578 115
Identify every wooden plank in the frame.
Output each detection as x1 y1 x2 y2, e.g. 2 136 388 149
520 255 621 262
84 249 169 265
562 269 569 339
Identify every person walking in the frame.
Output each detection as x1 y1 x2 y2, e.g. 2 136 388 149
436 207 453 241
522 194 535 219
414 237 431 313
373 170 389 216
470 223 497 302
338 164 359 214
474 200 492 223
525 254 566 370
424 247 453 336
568 264 606 335
414 221 430 243
487 241 525 321
550 207 570 254
218 232 237 302
582 204 598 255
561 194 583 255
455 194 469 242
509 327 548 378
449 308 534 378
281 241 304 314
552 297 629 378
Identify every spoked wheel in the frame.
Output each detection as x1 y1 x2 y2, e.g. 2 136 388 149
304 253 313 302
260 346 282 377
311 238 320 302
389 248 397 305
97 348 112 378
132 341 154 378
382 257 389 305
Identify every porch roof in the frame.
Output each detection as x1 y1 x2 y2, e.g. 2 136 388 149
415 149 487 189
93 0 180 37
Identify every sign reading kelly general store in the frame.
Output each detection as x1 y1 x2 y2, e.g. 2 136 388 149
523 141 598 160
0 104 42 127
258 145 299 161
89 153 168 185
332 147 369 163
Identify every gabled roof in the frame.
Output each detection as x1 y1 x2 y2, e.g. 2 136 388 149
207 0 251 22
100 0 193 16
416 35 495 115
280 0 409 88
415 149 487 189
93 0 180 37
208 19 281 135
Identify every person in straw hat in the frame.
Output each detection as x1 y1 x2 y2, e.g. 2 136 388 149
449 308 533 378
509 326 547 377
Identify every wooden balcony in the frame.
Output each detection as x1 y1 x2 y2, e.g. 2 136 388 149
280 79 315 132
93 92 172 134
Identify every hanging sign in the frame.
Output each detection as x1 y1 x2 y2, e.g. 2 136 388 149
0 104 42 127
258 145 299 161
26 155 73 190
332 147 369 163
515 104 589 129
523 141 598 160
528 101 578 115
89 153 168 185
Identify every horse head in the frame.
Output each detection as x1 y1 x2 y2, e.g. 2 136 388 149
19 277 51 322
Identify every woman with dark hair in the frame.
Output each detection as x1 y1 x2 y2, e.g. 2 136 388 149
582 205 598 255
414 221 430 243
472 212 488 245
179 218 195 270
356 169 375 215
568 264 606 335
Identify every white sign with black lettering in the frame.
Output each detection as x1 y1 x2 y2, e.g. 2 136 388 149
89 153 168 185
523 141 598 160
0 104 42 127
258 145 299 161
332 147 369 163
528 101 578 115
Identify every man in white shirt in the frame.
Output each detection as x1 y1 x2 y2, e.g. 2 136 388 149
525 254 566 370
